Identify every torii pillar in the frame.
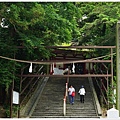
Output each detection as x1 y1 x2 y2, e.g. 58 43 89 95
116 21 120 115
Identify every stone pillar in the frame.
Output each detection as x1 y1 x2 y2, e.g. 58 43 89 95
107 108 119 119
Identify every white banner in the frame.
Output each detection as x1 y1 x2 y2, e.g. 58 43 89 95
13 91 19 104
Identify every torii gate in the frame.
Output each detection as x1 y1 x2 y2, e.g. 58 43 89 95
19 46 115 78
16 45 116 118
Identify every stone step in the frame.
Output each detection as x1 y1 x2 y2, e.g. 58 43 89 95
31 112 97 117
34 104 96 108
32 111 97 115
34 109 96 113
33 108 96 111
33 110 96 115
31 115 100 118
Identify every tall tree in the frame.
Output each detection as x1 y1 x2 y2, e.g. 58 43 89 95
77 2 119 46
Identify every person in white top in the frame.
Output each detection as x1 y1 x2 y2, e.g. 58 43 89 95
68 85 75 104
78 85 86 103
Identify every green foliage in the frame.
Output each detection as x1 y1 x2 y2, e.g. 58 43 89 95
107 76 116 107
0 60 20 92
78 2 119 46
4 105 10 118
0 2 82 100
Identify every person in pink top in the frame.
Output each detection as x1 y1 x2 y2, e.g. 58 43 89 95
68 85 75 105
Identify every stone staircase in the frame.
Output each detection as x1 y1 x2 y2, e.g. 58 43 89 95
30 77 99 118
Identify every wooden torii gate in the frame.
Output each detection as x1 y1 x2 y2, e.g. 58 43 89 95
17 45 116 118
20 46 115 78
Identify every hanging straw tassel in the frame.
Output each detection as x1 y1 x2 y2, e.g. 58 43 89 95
72 63 75 73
